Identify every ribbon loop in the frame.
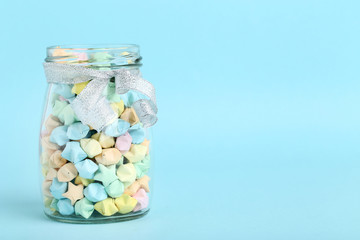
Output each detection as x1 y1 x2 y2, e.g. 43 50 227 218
43 62 158 131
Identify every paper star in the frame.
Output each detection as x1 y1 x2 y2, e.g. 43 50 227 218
140 138 150 155
57 198 75 215
45 168 57 181
74 176 94 186
75 198 94 219
116 163 136 183
57 162 78 182
124 144 147 163
72 81 89 95
75 159 99 179
50 178 67 199
44 114 62 132
91 132 115 148
133 155 150 179
52 100 68 118
95 148 122 166
83 183 107 202
94 198 119 216
120 107 139 126
115 132 132 154
67 122 90 140
110 100 125 117
132 188 149 212
124 181 140 196
49 150 67 168
137 175 150 192
53 83 75 99
41 136 60 151
119 90 145 107
94 164 118 187
61 141 87 163
50 198 59 211
42 180 52 197
50 126 69 146
124 175 150 196
104 82 122 102
80 138 102 158
58 104 79 125
105 180 124 198
114 194 137 214
104 119 130 137
62 182 84 205
128 123 145 144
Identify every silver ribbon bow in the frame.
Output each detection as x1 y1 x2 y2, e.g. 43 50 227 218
43 62 157 131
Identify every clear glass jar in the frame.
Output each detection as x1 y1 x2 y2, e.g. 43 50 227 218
39 44 154 223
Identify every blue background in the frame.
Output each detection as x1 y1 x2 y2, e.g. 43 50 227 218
1 0 360 239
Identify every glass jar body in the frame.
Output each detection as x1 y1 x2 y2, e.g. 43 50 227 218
39 45 153 223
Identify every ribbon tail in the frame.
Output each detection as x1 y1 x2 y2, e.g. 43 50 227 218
115 70 158 128
71 78 117 131
132 99 158 128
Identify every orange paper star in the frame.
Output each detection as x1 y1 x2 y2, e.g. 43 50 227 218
62 182 84 205
138 175 150 192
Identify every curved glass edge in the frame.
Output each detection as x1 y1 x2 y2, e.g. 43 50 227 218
44 208 150 224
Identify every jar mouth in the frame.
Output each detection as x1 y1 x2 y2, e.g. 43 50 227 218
47 44 140 51
45 44 142 68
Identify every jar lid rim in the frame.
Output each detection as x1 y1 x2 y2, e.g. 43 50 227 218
47 44 139 51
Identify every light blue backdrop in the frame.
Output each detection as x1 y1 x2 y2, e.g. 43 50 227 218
1 0 360 239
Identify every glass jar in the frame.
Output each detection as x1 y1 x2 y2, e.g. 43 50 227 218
39 44 156 223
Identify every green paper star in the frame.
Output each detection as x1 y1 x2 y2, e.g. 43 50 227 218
75 198 94 219
58 104 79 125
94 164 118 187
50 198 59 211
133 155 151 179
52 100 79 125
103 82 122 102
52 100 67 117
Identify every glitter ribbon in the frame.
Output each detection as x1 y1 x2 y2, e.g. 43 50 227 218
43 62 157 131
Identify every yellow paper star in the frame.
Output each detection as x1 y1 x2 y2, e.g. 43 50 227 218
72 81 90 94
110 100 125 117
94 198 119 216
62 182 84 205
140 139 150 155
114 194 137 214
74 176 94 186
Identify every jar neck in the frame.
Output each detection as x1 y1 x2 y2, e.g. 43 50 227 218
45 44 142 70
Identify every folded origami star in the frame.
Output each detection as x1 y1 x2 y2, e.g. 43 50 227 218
94 198 119 216
75 198 94 219
105 179 124 198
116 163 136 184
61 141 87 163
50 178 67 199
84 183 107 202
104 119 130 137
115 132 132 154
67 122 90 140
62 182 84 205
50 125 69 146
128 124 145 144
75 159 99 179
94 164 118 187
80 138 102 158
95 148 122 166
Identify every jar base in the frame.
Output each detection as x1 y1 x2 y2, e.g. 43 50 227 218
44 209 150 224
